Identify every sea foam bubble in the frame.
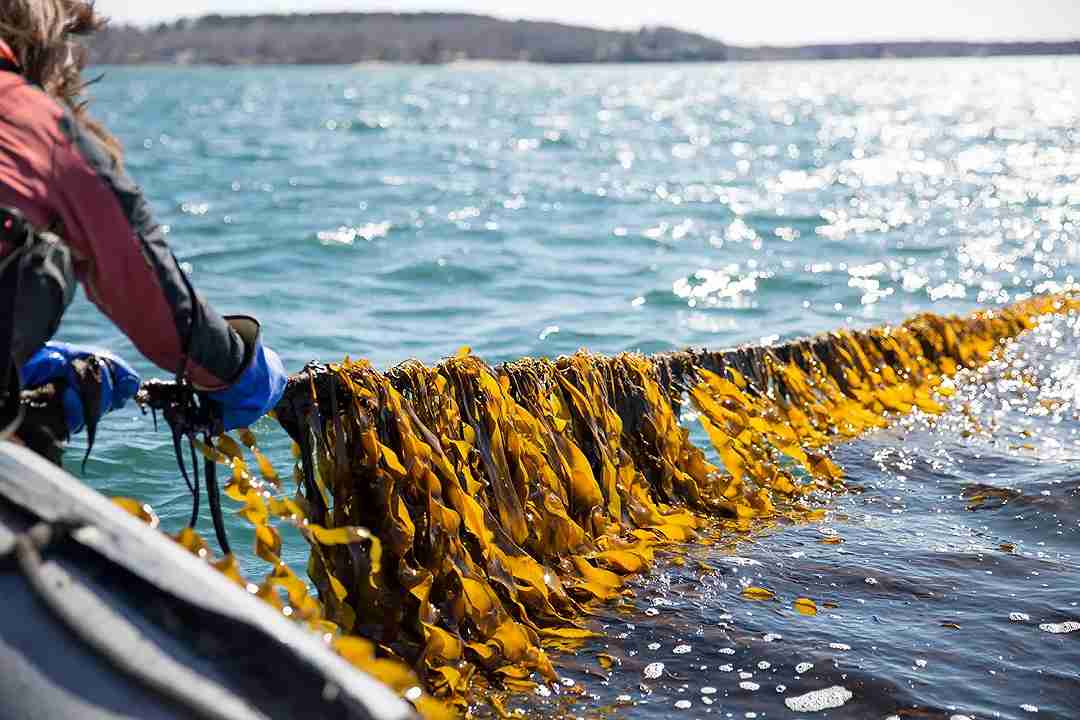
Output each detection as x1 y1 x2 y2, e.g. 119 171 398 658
783 685 853 712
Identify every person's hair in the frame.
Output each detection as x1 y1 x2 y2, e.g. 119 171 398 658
0 0 122 164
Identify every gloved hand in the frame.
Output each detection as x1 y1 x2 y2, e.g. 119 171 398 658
20 341 142 435
207 316 287 431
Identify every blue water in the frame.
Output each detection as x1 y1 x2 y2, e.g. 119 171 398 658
64 58 1080 718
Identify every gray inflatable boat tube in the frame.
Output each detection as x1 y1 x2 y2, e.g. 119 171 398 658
0 441 417 720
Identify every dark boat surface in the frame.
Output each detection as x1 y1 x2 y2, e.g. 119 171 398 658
0 440 415 720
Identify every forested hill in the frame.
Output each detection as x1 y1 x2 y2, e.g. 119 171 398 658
88 13 728 65
87 12 1080 66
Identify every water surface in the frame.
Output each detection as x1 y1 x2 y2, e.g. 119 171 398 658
64 58 1080 718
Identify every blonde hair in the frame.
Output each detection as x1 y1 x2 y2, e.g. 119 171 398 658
0 0 122 163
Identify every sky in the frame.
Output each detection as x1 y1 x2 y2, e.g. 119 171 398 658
95 1 1080 46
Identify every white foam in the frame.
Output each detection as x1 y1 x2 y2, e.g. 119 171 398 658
1010 612 1031 622
796 662 814 674
643 662 665 679
673 644 692 655
757 661 771 670
1020 704 1039 713
674 699 692 709
648 642 661 650
719 664 734 672
721 556 762 567
719 647 736 655
1039 621 1080 634
829 643 852 651
700 686 718 695
783 685 853 713
739 681 760 691
763 633 783 642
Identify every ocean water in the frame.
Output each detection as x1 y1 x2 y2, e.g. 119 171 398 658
63 58 1080 718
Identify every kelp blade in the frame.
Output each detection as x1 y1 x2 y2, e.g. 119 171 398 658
267 292 1077 709
120 292 1078 716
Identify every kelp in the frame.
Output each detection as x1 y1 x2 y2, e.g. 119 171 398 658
118 292 1078 716
119 438 454 720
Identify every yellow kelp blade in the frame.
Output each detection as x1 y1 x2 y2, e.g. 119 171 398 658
130 292 1080 715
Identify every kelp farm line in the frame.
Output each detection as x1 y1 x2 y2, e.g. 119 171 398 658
118 292 1078 717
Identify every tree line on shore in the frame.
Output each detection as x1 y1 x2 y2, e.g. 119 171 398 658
86 12 1080 65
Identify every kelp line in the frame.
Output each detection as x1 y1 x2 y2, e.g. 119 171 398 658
120 292 1078 716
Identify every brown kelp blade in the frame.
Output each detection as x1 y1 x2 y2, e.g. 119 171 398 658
132 292 1078 716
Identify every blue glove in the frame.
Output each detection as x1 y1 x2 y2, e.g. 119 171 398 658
21 341 142 435
208 316 287 431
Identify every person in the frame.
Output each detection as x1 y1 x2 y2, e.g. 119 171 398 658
0 0 287 463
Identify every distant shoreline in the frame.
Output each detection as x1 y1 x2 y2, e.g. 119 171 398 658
88 12 1080 67
91 55 1080 72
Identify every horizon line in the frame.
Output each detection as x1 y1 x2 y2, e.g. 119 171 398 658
101 9 1080 49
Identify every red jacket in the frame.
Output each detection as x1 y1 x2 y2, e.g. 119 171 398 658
0 46 244 389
